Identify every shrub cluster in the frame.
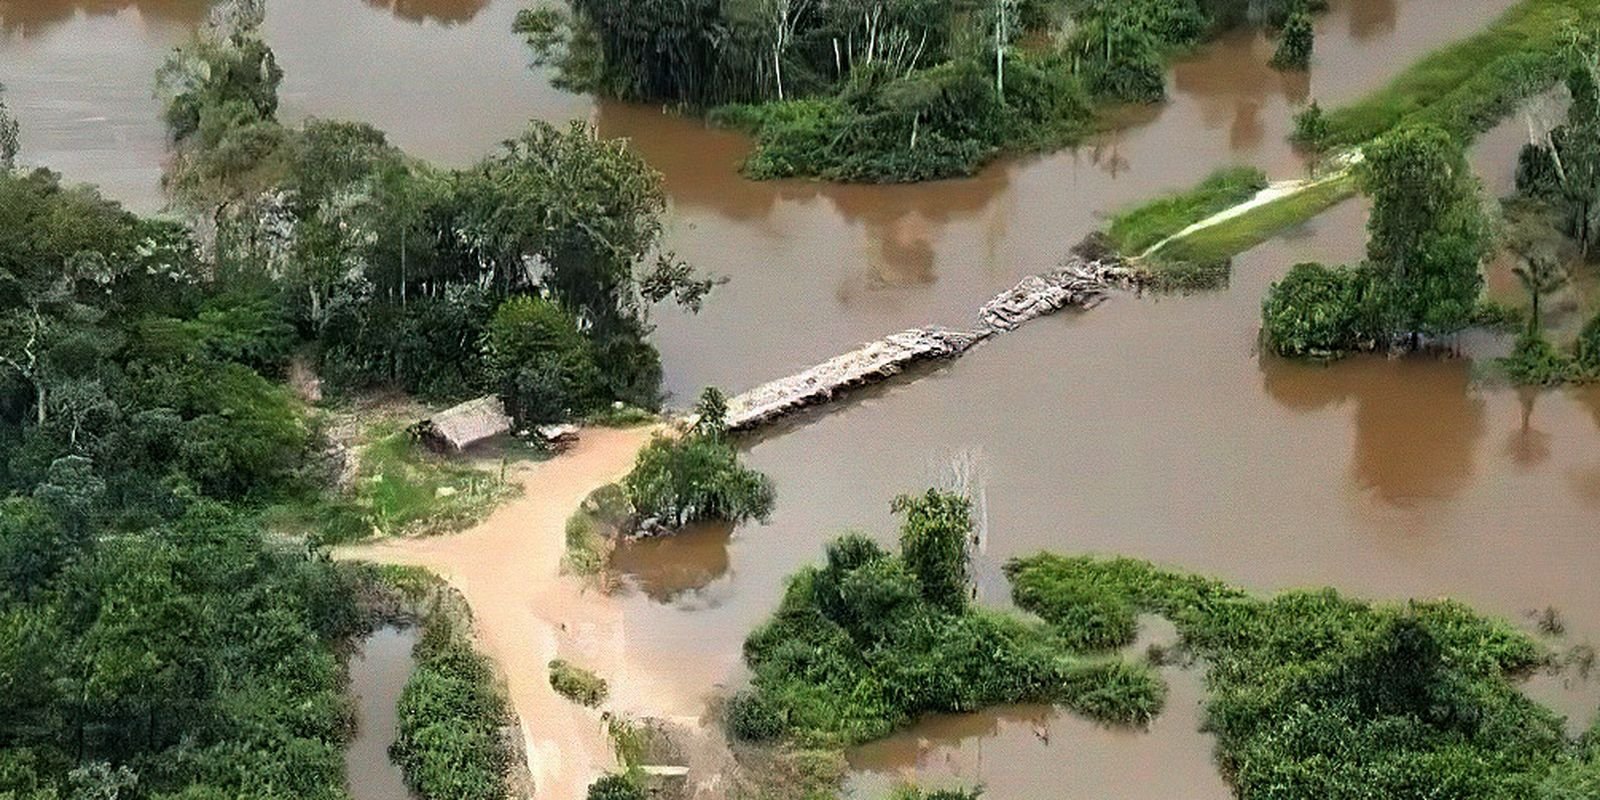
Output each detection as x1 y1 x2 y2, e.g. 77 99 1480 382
548 658 610 707
621 389 775 530
391 613 514 800
733 493 1165 749
1005 553 1597 798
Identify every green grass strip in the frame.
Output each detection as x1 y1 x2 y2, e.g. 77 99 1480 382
1106 166 1269 255
1152 172 1358 266
1321 0 1599 147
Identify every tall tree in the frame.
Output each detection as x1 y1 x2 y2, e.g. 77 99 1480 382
1359 124 1489 340
891 489 973 612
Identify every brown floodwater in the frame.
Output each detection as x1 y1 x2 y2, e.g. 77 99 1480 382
7 0 1599 796
345 625 417 800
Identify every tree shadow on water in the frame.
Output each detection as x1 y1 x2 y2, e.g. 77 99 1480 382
609 520 734 604
1260 353 1485 506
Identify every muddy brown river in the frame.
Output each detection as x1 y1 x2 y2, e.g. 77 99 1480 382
4 0 1597 796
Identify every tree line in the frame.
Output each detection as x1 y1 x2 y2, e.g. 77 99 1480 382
521 0 1324 181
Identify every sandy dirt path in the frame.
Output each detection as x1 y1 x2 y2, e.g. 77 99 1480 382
336 425 691 799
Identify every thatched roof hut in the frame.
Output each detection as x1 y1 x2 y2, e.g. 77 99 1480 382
411 396 511 453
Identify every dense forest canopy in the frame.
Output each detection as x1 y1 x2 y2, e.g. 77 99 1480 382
0 2 722 796
523 0 1325 180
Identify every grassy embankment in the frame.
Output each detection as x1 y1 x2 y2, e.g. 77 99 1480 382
1111 0 1598 288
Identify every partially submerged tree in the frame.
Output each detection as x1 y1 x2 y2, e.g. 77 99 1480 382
1359 124 1489 340
621 388 775 529
1270 7 1314 71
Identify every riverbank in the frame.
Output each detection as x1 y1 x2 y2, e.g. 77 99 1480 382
336 425 687 799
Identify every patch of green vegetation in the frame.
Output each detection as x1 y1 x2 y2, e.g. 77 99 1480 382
1155 172 1357 265
1320 0 1599 148
549 658 610 707
622 389 775 530
1005 553 1597 798
354 429 520 537
732 491 1164 752
1107 166 1269 255
390 575 516 800
564 482 633 576
587 772 645 800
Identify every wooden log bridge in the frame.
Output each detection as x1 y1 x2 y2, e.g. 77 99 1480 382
724 257 1133 431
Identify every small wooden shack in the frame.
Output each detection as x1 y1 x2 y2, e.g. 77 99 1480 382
411 396 512 453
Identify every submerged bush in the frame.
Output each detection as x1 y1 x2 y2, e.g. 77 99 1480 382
1260 262 1370 357
622 389 774 529
735 492 1165 748
549 659 609 707
1004 553 1577 800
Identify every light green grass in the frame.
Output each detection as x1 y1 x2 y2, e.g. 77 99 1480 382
1152 172 1358 266
1107 166 1269 255
356 430 518 537
1322 0 1598 147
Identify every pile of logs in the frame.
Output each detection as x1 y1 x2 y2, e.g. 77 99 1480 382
721 255 1133 432
978 258 1135 332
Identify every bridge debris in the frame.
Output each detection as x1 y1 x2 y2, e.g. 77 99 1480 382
726 327 985 431
721 254 1133 432
978 258 1136 332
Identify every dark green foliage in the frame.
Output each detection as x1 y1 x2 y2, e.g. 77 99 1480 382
1269 9 1314 71
1260 261 1372 357
392 613 513 800
0 501 364 799
1518 141 1563 199
587 772 645 800
1006 553 1579 800
622 388 775 528
735 493 1165 748
160 22 715 416
483 296 603 426
718 54 1092 182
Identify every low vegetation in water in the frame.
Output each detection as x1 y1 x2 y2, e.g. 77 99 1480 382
729 489 1164 750
525 0 1324 182
549 658 610 707
622 389 775 531
391 588 515 800
1005 553 1600 798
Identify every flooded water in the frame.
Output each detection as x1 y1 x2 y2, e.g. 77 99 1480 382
7 0 1599 797
345 625 417 800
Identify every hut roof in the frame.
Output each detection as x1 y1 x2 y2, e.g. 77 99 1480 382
414 396 511 453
